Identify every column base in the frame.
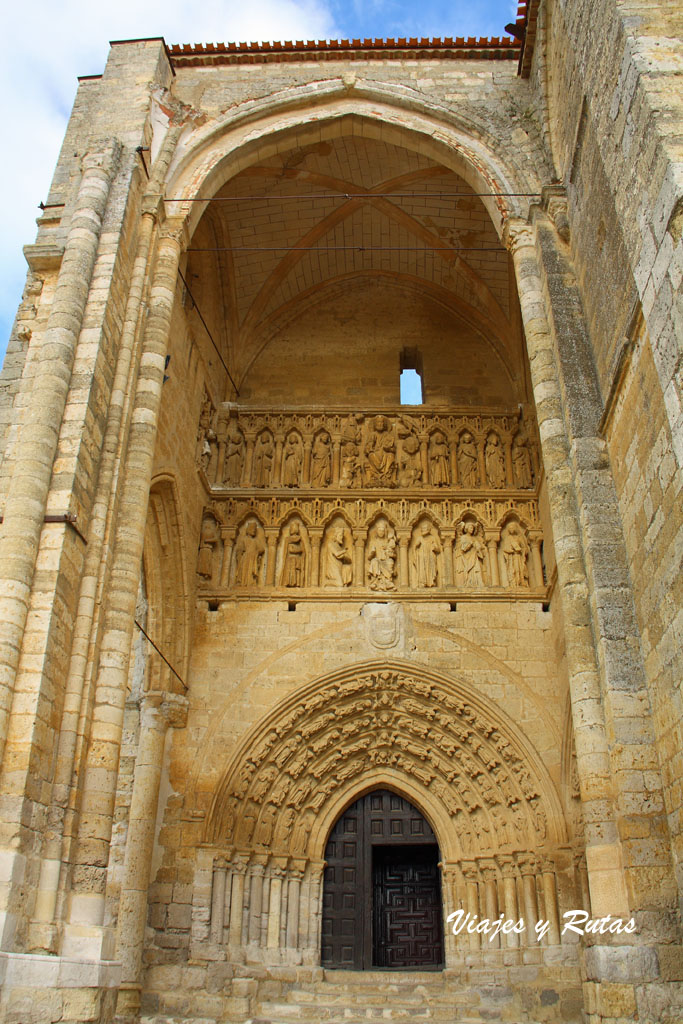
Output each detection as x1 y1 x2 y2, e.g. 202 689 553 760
0 951 120 1024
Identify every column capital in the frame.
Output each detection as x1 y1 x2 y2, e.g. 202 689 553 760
140 690 189 730
503 217 535 254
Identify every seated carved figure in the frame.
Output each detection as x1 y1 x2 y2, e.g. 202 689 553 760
366 520 397 591
364 415 396 487
324 527 352 587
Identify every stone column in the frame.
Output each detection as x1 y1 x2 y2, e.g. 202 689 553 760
0 140 120 769
273 437 284 486
460 861 480 952
442 530 455 587
419 437 430 483
397 531 411 588
498 857 520 949
266 859 288 949
265 529 278 586
210 858 229 944
309 530 322 588
517 854 539 948
61 222 185 961
484 532 501 586
244 434 256 483
504 436 514 487
528 530 544 589
354 531 366 587
331 438 341 486
228 854 249 951
479 859 500 949
306 860 325 962
115 691 188 1018
476 437 487 487
302 439 313 485
286 861 305 950
541 858 561 945
220 527 236 587
247 856 268 948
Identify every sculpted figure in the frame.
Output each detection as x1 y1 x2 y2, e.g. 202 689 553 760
223 421 245 486
311 431 332 487
512 435 534 488
282 431 303 487
197 514 220 579
411 521 442 588
457 431 479 487
324 527 353 587
253 431 274 487
364 414 396 487
485 433 506 488
454 521 486 587
234 520 265 586
280 521 307 587
429 431 450 486
366 520 397 591
397 431 422 487
500 523 529 587
340 414 363 487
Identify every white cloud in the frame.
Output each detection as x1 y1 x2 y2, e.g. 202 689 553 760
0 0 340 362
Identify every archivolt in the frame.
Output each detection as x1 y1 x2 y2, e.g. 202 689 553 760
206 660 566 861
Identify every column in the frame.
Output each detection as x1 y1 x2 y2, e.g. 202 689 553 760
442 531 455 587
331 438 341 485
541 858 561 945
485 532 501 586
309 530 322 588
302 439 313 485
498 857 520 948
243 434 256 484
115 692 189 1017
306 861 325 960
419 437 430 484
265 529 278 586
62 221 186 962
397 531 410 588
0 140 121 769
504 436 514 487
460 861 480 952
210 858 229 944
477 437 487 487
247 856 268 948
528 530 544 589
286 862 305 949
220 528 236 587
479 859 500 949
273 436 284 485
228 854 249 950
516 854 539 948
266 859 288 949
354 531 366 587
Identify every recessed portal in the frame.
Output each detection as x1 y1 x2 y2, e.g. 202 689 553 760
321 789 444 970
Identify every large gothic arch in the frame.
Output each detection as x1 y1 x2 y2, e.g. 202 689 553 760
206 659 567 860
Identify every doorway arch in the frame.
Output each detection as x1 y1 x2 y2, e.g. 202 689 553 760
322 788 444 970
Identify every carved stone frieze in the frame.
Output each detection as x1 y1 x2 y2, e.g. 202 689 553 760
207 664 563 861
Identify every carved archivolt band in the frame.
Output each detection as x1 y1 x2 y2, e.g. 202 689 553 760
206 661 566 862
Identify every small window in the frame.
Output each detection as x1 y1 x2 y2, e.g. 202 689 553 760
399 347 424 404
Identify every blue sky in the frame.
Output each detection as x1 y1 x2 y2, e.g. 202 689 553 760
0 0 517 366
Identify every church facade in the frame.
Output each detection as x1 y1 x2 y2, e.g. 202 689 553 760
0 1 681 1022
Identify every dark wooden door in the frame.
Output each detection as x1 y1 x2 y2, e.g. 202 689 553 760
373 845 444 968
321 790 443 970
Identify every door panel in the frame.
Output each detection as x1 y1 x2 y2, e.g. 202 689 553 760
373 845 444 968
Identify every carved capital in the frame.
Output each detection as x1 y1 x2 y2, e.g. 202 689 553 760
140 690 189 730
503 217 534 255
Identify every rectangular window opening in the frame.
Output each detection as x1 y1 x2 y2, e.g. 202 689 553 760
399 347 424 405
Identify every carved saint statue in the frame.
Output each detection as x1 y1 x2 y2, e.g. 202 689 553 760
457 431 479 487
429 431 450 486
485 433 506 488
311 431 332 487
512 435 534 488
411 521 442 587
324 527 353 587
197 513 220 579
454 521 486 587
234 520 265 586
253 432 275 488
340 414 363 488
364 415 396 487
281 431 303 487
500 523 529 587
397 430 422 487
366 520 397 591
280 521 306 587
223 421 245 486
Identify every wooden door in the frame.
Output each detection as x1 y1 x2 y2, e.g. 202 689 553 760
321 789 443 970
